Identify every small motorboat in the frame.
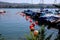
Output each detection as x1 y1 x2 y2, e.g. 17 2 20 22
0 10 6 14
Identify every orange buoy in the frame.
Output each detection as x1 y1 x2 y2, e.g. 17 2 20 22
34 30 38 36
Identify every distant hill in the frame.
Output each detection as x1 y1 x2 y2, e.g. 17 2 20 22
53 4 60 8
0 1 57 8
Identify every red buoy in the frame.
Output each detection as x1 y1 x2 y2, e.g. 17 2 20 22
27 16 30 18
25 16 29 20
31 23 35 27
30 24 34 28
29 19 32 23
29 25 34 31
35 21 38 25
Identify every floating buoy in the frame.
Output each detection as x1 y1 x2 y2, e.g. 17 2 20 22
20 13 23 15
22 13 26 17
26 16 29 18
30 24 34 28
29 19 32 23
34 30 38 36
29 26 34 31
35 21 38 25
16 12 20 15
29 24 35 31
20 13 22 15
27 16 30 18
22 14 24 17
26 16 30 18
31 23 35 27
25 16 29 20
26 18 28 21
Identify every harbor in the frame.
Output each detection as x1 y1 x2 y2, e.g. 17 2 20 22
0 8 59 40
0 0 60 40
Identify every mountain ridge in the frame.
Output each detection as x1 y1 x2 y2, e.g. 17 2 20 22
0 1 58 8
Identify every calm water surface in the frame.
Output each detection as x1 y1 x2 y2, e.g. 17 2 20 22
0 8 59 40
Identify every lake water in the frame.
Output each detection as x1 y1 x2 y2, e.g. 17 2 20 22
0 8 59 40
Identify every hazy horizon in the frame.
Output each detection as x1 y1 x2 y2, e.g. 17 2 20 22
0 0 60 4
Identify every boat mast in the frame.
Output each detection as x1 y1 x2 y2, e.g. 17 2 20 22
40 0 44 11
42 0 44 4
54 0 57 4
31 0 33 4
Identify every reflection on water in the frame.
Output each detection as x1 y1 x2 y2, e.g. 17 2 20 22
0 8 59 40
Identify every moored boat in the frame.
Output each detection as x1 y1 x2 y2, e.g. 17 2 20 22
0 10 6 14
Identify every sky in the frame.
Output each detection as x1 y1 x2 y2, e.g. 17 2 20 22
0 0 60 4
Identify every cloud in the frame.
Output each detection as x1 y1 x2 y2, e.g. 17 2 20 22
0 0 60 4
